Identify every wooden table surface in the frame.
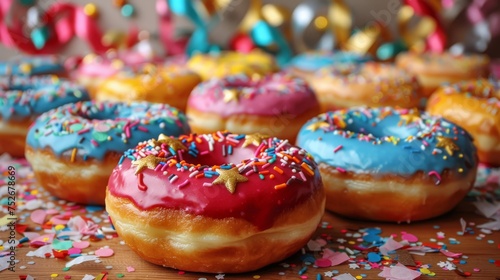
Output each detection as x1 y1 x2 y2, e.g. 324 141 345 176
1 156 499 280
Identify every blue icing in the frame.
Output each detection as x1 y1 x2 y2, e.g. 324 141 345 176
0 76 90 121
287 51 372 72
26 101 191 161
0 55 64 76
297 107 477 177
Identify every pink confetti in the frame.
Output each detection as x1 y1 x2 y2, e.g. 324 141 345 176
95 247 114 257
72 241 90 249
49 215 70 225
322 249 350 266
440 249 463 258
378 263 422 279
29 234 55 246
401 232 418 243
45 209 59 215
315 258 332 268
68 248 82 255
379 238 404 255
126 266 136 272
30 209 47 225
307 239 325 251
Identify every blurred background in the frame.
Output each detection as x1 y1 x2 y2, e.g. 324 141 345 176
0 0 498 60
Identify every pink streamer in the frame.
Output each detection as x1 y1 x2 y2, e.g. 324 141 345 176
0 1 132 54
405 0 447 52
156 0 187 55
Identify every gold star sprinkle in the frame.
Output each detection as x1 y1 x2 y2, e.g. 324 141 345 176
153 134 187 151
242 133 269 147
223 88 240 103
132 155 167 175
306 121 329 131
436 136 459 156
212 167 248 194
399 111 421 125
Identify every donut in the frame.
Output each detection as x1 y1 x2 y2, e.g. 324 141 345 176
73 50 163 97
186 72 320 142
286 51 371 79
426 79 500 166
0 55 66 77
0 75 89 157
25 101 191 205
396 51 490 99
94 65 201 111
105 131 325 273
297 107 478 222
187 50 278 80
304 62 421 112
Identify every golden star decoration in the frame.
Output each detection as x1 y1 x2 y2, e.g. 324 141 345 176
132 155 167 175
223 88 240 103
242 133 269 148
436 136 459 156
306 121 329 131
153 134 188 151
399 111 421 126
212 167 248 194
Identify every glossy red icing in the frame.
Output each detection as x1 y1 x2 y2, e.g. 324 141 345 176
107 132 323 230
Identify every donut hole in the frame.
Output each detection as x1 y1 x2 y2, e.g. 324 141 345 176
183 144 256 167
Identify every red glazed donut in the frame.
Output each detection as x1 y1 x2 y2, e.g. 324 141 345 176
105 131 325 273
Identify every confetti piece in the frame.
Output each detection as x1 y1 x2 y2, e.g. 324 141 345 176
65 255 99 268
473 200 500 218
67 248 81 255
82 274 95 280
315 258 332 268
126 266 135 272
460 217 467 233
378 263 422 279
307 239 325 251
52 240 73 251
401 232 418 243
367 252 381 263
72 241 90 249
322 249 350 266
26 245 53 258
379 238 404 255
333 273 357 280
95 247 114 257
440 249 463 258
0 215 16 226
30 209 47 224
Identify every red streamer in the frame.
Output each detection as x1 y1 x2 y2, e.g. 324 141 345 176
0 1 136 54
404 0 446 52
156 0 188 55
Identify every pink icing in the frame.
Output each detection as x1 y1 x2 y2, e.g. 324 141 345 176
187 72 319 117
76 50 164 78
107 132 323 230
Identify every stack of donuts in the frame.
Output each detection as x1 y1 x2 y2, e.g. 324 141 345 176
1 42 497 273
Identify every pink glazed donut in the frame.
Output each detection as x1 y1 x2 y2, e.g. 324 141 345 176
185 72 320 142
73 50 163 97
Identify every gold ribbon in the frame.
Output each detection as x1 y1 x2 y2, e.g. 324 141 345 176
328 0 352 49
398 5 436 53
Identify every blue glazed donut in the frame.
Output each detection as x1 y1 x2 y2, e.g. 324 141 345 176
287 51 371 73
0 55 65 76
297 107 478 222
25 101 191 205
0 75 89 157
